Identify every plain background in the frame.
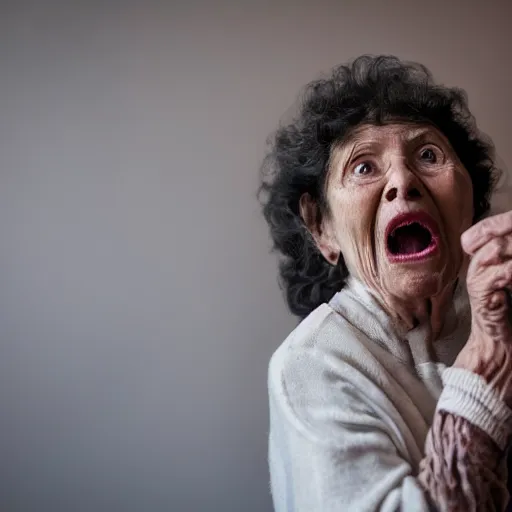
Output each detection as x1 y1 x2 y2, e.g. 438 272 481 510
1 0 511 511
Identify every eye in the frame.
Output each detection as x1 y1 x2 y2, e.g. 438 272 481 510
420 148 436 162
418 146 441 164
353 162 374 176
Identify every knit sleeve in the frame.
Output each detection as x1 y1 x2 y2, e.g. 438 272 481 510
418 410 509 511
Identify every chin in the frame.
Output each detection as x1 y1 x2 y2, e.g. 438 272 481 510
389 270 444 300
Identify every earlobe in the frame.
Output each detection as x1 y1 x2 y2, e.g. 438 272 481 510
324 250 339 265
299 193 339 265
322 248 340 266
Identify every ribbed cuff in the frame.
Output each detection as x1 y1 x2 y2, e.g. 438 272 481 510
436 367 512 450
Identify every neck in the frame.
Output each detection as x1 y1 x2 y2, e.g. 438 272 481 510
356 278 459 340
395 286 455 339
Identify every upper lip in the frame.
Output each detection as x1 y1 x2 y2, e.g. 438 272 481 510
385 211 440 242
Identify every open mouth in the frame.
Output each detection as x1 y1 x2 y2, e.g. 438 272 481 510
386 212 439 262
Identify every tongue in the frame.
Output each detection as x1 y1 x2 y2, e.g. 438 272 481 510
393 224 431 255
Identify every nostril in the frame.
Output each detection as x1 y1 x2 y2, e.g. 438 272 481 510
385 188 397 202
407 187 421 199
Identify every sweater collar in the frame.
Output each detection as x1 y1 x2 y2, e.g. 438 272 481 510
329 276 471 367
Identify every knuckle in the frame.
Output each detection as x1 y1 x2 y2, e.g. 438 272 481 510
475 238 503 264
480 219 493 235
481 221 496 238
491 237 505 253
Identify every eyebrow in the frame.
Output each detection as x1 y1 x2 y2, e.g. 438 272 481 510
407 127 444 145
337 126 445 156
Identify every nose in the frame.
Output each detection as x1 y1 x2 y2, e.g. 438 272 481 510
384 162 423 202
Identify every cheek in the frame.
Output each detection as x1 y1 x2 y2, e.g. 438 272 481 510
451 172 474 231
329 187 381 261
428 170 473 239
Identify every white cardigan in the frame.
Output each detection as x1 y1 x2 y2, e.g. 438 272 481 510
268 277 512 511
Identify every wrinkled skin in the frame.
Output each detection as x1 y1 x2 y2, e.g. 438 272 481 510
300 123 474 337
455 210 512 405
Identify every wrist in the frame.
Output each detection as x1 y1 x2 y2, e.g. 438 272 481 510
438 367 512 450
454 331 512 406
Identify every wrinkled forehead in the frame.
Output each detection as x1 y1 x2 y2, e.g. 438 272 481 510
334 122 449 154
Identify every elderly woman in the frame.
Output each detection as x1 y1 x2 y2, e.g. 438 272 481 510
260 55 512 511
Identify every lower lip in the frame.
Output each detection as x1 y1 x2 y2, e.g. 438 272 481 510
387 238 439 263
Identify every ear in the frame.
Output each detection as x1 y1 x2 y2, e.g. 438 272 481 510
299 192 340 265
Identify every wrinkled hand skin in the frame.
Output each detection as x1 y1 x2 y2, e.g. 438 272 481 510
454 210 512 406
417 211 512 512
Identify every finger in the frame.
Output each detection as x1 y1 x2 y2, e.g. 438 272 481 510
474 259 512 293
461 211 512 255
470 234 512 267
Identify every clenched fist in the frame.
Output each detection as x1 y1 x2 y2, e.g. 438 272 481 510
454 210 512 406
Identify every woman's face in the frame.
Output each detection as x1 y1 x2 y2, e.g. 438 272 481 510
314 123 474 303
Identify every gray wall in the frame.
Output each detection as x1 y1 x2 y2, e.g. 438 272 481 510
1 1 510 511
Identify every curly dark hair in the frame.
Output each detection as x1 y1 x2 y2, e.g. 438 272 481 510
259 55 501 319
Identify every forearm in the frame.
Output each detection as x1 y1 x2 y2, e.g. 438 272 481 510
418 410 508 511
417 367 512 511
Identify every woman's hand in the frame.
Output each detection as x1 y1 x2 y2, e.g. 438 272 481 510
454 210 512 406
